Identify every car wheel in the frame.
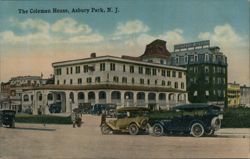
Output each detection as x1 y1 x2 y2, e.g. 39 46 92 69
152 123 164 136
190 123 204 137
206 129 215 136
128 123 139 135
101 124 111 135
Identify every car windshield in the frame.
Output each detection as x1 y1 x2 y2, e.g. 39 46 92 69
3 112 15 115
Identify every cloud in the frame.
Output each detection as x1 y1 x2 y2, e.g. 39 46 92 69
10 18 50 33
198 24 249 84
0 17 103 45
68 34 104 43
51 17 92 34
124 28 185 51
114 20 149 35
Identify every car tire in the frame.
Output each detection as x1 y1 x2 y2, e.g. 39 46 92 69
190 122 204 137
152 123 164 136
128 123 139 135
101 124 111 135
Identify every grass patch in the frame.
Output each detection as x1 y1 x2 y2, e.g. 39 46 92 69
15 114 72 124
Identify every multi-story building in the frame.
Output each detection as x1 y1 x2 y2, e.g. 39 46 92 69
1 76 47 112
171 40 228 108
23 39 188 114
240 85 250 107
227 82 240 107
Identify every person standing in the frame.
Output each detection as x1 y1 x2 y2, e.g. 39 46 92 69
100 110 106 127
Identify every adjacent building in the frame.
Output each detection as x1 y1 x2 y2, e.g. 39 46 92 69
23 39 188 114
227 82 240 107
171 40 228 108
240 85 250 107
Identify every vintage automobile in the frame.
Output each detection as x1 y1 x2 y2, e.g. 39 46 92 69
148 103 223 137
0 110 16 128
101 107 149 135
49 102 61 113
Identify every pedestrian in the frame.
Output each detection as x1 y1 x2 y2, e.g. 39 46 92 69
100 110 106 127
71 110 77 128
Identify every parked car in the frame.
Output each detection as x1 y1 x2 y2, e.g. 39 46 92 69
78 103 92 114
148 103 223 137
91 103 117 117
0 110 16 128
101 107 150 135
49 102 61 113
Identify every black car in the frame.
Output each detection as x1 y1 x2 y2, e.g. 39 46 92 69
0 110 16 128
91 103 117 117
49 102 61 113
148 103 223 137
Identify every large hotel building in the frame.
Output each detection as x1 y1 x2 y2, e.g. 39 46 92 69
22 39 188 114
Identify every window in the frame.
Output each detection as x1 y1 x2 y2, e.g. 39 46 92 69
145 68 151 75
110 63 116 71
84 65 88 73
181 82 185 89
160 60 164 64
161 70 166 76
130 66 134 73
205 54 209 62
140 79 144 84
184 56 188 63
176 57 179 64
47 94 53 101
205 66 209 73
122 77 127 83
162 80 165 86
139 67 143 74
113 76 119 83
100 63 105 71
70 79 73 84
155 80 157 85
55 68 62 75
174 82 178 89
23 95 29 102
95 77 101 83
205 76 209 84
167 81 171 86
87 77 92 83
178 72 182 78
194 54 198 62
76 66 80 74
66 67 69 74
172 71 176 77
167 70 171 77
78 78 82 84
70 67 73 74
39 94 42 101
57 80 59 85
147 79 150 85
132 78 135 84
123 65 126 72
152 69 156 75
64 80 66 84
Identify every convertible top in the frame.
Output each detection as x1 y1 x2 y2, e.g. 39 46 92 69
117 107 150 112
173 103 221 110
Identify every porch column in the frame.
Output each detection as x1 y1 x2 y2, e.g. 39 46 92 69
156 92 160 110
145 92 149 108
95 91 99 104
121 91 125 107
133 91 137 107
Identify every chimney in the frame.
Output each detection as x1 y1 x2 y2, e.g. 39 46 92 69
90 53 96 58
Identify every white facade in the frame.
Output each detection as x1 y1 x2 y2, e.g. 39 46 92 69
22 55 188 114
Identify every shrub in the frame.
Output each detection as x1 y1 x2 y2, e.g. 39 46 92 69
15 114 72 124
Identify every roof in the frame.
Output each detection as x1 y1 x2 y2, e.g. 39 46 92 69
23 84 186 93
117 107 150 112
141 39 171 58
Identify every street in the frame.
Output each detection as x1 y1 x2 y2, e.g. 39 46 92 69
0 115 249 159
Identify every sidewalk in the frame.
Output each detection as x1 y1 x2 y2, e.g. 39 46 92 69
216 128 250 138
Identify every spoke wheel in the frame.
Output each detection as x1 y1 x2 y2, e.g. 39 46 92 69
152 123 164 136
101 124 111 135
191 123 204 137
129 123 139 135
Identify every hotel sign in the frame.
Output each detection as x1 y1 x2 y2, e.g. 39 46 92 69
174 40 210 50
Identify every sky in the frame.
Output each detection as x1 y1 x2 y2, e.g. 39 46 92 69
0 0 249 85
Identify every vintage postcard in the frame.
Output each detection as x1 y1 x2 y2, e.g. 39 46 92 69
0 0 249 159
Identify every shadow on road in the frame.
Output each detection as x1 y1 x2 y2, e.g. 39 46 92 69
13 127 56 131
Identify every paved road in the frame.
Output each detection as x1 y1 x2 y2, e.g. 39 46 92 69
0 115 249 159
